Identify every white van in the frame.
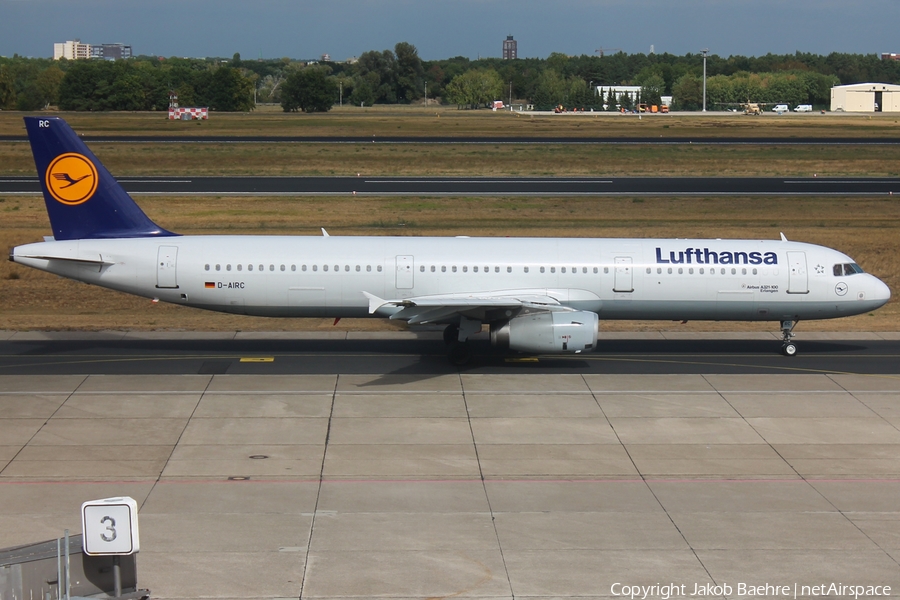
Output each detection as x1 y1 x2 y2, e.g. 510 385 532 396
772 104 790 113
794 104 813 112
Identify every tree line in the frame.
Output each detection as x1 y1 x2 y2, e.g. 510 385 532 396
2 47 899 112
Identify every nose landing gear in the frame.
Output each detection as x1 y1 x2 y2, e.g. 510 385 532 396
780 320 798 356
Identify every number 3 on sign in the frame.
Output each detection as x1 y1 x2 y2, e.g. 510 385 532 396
100 515 117 542
81 497 140 556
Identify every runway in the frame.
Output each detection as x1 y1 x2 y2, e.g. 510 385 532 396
0 331 899 375
0 331 899 599
2 175 899 196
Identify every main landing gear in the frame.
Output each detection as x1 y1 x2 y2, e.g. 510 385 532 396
444 318 482 366
780 320 798 357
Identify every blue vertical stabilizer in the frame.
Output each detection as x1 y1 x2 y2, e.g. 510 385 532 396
24 116 177 240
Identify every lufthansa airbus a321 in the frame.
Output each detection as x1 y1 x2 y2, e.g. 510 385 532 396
9 117 891 363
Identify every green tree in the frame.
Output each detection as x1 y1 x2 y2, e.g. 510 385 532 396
445 68 503 109
394 42 424 103
280 67 338 112
348 79 375 107
0 65 15 109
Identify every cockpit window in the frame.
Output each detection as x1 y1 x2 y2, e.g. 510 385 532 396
834 263 865 276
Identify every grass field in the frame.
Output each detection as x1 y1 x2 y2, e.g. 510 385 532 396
1 109 898 333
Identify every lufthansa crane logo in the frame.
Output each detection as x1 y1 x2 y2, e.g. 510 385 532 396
45 153 98 205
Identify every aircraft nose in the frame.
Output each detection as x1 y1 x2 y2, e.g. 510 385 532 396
872 275 892 305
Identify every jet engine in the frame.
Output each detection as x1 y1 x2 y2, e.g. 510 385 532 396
491 311 599 354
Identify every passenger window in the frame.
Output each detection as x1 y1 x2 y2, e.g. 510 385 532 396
204 264 210 271
430 266 435 272
463 266 468 273
377 265 382 272
551 267 556 273
420 266 425 272
367 265 372 272
678 268 683 274
583 267 587 274
506 267 511 273
441 266 446 272
323 265 329 272
248 264 254 271
657 267 662 274
270 265 275 272
357 265 362 272
721 268 726 275
752 268 757 275
281 265 286 271
260 264 265 271
472 266 477 273
334 265 339 272
540 267 545 273
524 266 529 273
452 266 457 273
312 265 318 272
667 267 672 274
731 268 736 275
226 264 232 271
741 268 746 275
237 264 242 272
688 268 693 274
561 267 566 274
215 264 221 271
604 267 609 274
593 267 598 274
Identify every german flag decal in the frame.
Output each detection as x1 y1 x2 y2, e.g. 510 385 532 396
205 282 215 288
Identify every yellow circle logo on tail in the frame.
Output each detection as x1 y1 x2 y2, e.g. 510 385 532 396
46 153 99 205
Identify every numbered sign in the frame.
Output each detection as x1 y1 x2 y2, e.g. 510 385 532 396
81 497 140 556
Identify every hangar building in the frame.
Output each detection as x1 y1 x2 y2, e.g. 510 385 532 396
831 83 900 112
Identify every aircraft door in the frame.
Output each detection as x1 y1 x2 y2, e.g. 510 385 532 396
787 251 808 294
614 257 634 293
156 246 178 289
396 255 414 289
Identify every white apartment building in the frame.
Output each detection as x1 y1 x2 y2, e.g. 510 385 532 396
53 40 92 60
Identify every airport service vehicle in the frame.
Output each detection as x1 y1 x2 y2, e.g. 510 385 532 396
795 104 813 112
10 117 891 363
772 104 791 113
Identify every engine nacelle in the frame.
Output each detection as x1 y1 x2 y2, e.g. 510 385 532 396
491 310 599 354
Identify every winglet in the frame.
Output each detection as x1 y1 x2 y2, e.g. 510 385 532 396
321 228 330 237
780 232 788 242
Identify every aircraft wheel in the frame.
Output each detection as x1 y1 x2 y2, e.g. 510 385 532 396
781 343 798 357
447 341 472 366
443 324 459 345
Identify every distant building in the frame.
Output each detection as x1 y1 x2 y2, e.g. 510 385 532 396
595 85 642 108
91 43 132 60
502 36 517 60
831 83 900 112
320 53 331 62
53 40 91 60
881 53 900 61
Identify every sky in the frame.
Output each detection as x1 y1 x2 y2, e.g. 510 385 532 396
2 0 899 61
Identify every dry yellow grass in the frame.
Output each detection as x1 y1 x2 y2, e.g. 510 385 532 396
2 194 898 333
3 142 900 177
3 107 900 139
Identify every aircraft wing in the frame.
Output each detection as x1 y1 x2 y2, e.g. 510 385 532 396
363 290 588 326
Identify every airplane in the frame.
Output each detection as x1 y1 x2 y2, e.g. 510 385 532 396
9 116 892 364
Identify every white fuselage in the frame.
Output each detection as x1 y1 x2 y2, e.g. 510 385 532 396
11 235 891 323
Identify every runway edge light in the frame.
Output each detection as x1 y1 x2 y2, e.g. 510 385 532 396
81 496 140 556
